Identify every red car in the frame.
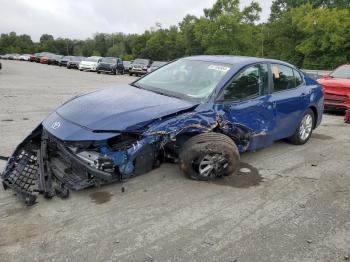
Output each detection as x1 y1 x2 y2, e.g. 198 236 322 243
40 56 49 64
30 53 37 62
318 64 350 111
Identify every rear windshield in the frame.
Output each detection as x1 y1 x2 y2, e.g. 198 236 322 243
72 57 83 62
62 56 73 60
101 58 116 64
331 65 350 79
134 59 149 65
85 57 99 62
152 61 166 67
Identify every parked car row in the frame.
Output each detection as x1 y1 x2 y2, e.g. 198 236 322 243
0 52 167 77
0 54 22 60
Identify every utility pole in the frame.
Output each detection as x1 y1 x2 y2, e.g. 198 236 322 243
66 40 69 55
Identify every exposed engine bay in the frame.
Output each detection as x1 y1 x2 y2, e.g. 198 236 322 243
1 126 163 205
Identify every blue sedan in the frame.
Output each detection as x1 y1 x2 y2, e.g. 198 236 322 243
1 56 324 205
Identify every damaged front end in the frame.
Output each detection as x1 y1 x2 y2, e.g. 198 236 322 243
1 125 166 205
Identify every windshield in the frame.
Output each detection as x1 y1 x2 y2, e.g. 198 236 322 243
101 58 116 64
152 61 166 67
85 57 98 62
135 59 232 102
134 59 149 65
72 57 83 62
331 65 350 79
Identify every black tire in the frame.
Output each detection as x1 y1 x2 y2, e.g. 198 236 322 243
120 69 124 75
113 70 117 75
97 71 101 74
129 73 132 76
179 133 240 181
288 109 315 145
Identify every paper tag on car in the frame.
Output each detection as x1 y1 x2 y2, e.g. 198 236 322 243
208 65 230 72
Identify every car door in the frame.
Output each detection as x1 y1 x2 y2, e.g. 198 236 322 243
269 64 307 140
218 63 276 151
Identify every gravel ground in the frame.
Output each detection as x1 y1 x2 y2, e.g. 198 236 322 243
0 60 349 262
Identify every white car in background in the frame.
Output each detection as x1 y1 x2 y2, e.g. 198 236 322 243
19 54 31 61
79 56 102 72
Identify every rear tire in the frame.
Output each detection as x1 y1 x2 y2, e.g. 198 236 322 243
179 133 240 181
288 109 315 145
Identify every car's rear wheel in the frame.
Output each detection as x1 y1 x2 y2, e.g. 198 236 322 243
97 71 101 74
288 109 315 145
179 133 240 181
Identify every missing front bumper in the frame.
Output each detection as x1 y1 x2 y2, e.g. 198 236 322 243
1 127 160 205
1 128 120 205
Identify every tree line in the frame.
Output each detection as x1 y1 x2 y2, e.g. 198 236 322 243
0 0 349 69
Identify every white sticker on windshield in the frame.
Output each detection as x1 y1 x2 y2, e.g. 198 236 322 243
208 65 230 72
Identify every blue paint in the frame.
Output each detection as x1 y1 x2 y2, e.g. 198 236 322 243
38 56 324 173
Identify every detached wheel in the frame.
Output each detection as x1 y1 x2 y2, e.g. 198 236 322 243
179 133 240 181
288 109 315 145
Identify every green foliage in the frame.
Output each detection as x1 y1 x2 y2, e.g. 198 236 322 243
122 54 134 61
270 0 350 21
0 0 349 69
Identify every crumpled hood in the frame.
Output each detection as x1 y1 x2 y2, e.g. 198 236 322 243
53 85 197 132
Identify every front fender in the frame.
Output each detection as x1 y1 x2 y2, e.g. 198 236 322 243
143 109 219 137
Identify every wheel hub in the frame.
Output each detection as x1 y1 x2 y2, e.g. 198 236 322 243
299 114 313 140
198 154 228 178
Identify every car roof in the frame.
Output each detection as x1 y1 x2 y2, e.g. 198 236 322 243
184 55 297 69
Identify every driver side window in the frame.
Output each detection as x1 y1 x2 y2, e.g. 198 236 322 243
223 64 269 101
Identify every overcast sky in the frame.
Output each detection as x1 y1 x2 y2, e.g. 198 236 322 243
0 0 271 41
